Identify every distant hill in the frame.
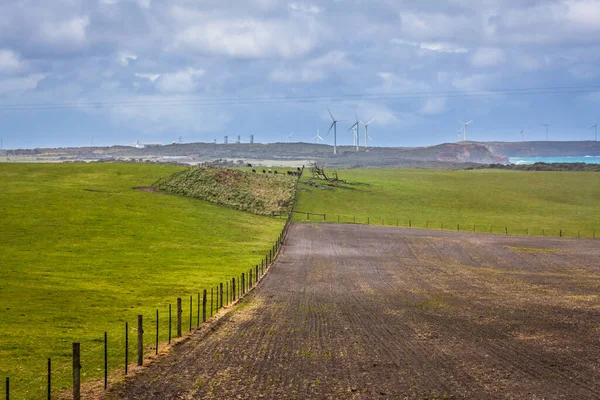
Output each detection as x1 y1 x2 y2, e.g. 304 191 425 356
9 140 599 167
479 141 600 157
5 142 508 168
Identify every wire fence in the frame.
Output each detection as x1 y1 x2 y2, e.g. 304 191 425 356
2 167 303 400
291 211 598 239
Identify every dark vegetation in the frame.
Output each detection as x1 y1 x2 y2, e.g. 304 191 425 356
481 162 600 172
155 166 297 215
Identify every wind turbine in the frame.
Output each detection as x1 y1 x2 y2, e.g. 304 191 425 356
287 132 294 143
540 124 549 141
361 118 375 149
590 124 597 141
520 129 526 142
348 113 360 151
312 127 324 144
456 129 462 143
327 107 340 155
458 120 473 141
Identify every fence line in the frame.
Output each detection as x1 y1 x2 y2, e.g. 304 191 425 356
3 166 304 400
291 211 597 239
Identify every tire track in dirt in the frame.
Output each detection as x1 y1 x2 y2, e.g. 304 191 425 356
107 224 600 400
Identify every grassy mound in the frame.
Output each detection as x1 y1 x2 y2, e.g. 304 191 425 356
156 167 297 215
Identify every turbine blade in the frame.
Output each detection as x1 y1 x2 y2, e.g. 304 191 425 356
327 107 335 121
366 118 376 125
327 121 335 135
466 120 473 125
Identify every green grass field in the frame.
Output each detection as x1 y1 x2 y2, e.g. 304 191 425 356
0 163 285 398
295 169 600 237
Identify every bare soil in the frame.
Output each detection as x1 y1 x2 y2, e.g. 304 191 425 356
107 224 600 399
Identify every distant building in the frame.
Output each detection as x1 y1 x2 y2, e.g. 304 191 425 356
132 140 163 149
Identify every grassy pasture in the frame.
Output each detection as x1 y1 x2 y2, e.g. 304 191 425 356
294 168 600 237
0 163 285 398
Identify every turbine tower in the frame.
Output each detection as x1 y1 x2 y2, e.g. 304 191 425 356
361 118 375 149
458 120 473 141
520 129 525 142
288 133 294 143
348 113 361 151
590 124 597 141
327 107 340 155
541 124 549 141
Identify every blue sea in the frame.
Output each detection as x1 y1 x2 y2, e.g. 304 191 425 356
509 156 600 165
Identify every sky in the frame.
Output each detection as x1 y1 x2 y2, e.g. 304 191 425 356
1 0 600 149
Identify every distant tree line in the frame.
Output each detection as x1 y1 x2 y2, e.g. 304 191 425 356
480 162 600 172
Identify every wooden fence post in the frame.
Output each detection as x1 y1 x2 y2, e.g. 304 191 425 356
241 273 245 295
72 343 81 400
250 269 253 289
189 296 192 331
155 311 159 355
125 323 129 374
137 315 143 366
220 283 223 309
168 304 171 343
232 279 236 301
202 290 207 322
176 298 182 338
104 332 108 388
197 293 200 327
48 358 52 399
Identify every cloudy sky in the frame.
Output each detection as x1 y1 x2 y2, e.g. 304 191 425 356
1 0 600 149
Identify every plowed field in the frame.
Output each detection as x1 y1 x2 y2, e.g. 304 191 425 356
108 224 600 399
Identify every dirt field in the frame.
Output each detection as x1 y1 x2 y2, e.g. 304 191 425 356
108 224 600 399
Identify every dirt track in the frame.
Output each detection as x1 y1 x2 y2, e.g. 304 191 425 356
109 224 600 399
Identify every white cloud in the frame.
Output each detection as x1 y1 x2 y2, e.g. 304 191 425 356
420 42 468 54
563 0 600 29
39 16 89 47
155 68 205 93
270 51 349 83
0 73 45 93
288 3 323 14
452 73 495 91
471 48 505 67
420 97 447 115
392 39 468 53
372 72 429 94
516 54 544 70
135 73 161 82
174 17 318 59
0 50 22 73
102 96 233 135
138 0 151 9
118 52 137 66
